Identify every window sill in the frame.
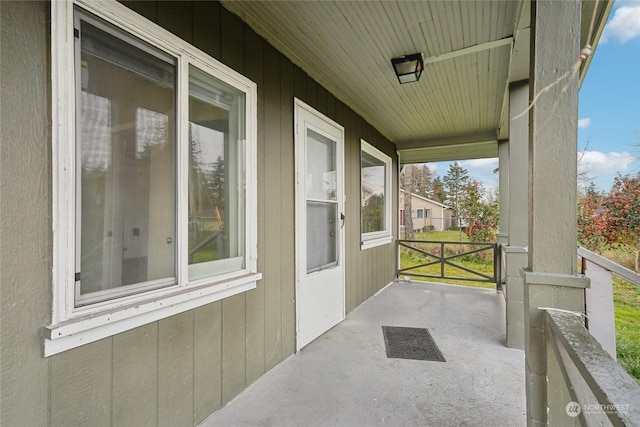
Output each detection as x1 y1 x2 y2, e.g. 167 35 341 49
43 272 261 357
361 235 393 250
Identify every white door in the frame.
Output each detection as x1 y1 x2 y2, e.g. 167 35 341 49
294 99 345 351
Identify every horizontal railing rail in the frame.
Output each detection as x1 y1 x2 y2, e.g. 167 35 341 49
545 310 640 426
398 240 499 284
578 246 640 287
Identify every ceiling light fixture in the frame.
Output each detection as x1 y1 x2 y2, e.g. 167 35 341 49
391 53 424 84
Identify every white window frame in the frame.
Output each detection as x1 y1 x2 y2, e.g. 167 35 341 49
360 140 393 250
48 0 260 356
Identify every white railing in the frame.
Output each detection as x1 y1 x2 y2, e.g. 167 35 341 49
578 247 640 359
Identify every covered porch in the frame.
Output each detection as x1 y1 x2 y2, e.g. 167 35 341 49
204 280 526 426
3 0 636 426
219 0 627 424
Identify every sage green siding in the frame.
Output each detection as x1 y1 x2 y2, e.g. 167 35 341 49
1 2 52 426
0 1 397 425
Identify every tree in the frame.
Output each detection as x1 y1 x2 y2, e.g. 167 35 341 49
459 179 499 242
400 164 435 199
362 193 384 233
442 162 469 229
431 177 446 203
602 174 640 271
577 183 608 251
411 164 435 198
400 165 414 239
577 175 640 272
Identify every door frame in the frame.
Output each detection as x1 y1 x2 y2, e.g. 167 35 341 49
293 98 346 352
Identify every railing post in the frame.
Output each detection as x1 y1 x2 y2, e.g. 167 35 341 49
440 242 445 279
495 244 502 291
582 257 617 359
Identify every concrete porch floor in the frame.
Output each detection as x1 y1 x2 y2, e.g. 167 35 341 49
203 281 526 426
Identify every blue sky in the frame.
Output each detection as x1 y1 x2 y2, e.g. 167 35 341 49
427 0 640 194
578 0 640 190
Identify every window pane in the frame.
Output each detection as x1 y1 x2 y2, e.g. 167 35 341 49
306 129 338 272
306 130 337 201
307 201 337 272
188 65 245 280
361 150 386 233
77 19 176 300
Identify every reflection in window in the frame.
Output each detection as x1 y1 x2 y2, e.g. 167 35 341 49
80 93 111 171
188 123 225 264
77 18 176 303
52 1 259 343
305 129 339 272
136 108 169 159
188 65 245 280
360 140 392 249
361 150 386 233
306 129 337 201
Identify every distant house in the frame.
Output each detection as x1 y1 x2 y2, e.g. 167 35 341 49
399 190 454 232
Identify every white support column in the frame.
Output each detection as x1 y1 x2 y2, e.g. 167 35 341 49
504 81 529 350
497 139 509 292
523 1 589 425
497 139 509 248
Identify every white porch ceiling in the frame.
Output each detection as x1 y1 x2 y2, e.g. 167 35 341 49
221 0 611 164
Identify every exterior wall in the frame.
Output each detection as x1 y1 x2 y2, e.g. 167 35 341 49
0 2 52 425
399 191 453 232
0 1 398 425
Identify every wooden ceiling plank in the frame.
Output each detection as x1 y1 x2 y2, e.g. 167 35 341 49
221 0 522 149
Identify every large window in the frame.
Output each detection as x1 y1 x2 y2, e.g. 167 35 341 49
48 0 259 356
360 140 392 249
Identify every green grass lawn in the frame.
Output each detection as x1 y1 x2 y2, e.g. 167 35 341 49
402 229 470 242
613 277 640 384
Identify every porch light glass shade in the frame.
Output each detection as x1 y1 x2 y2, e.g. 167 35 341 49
391 53 424 84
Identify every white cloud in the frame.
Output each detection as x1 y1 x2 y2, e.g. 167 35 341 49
460 158 499 190
578 151 635 178
578 117 592 129
602 5 640 43
463 158 499 168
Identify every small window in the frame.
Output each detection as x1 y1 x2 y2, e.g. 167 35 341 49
360 140 392 249
417 209 424 219
425 209 431 219
48 0 260 356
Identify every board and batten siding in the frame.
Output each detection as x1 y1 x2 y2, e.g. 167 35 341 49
0 1 397 425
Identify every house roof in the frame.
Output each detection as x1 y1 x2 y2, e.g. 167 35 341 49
399 189 452 210
221 0 612 164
